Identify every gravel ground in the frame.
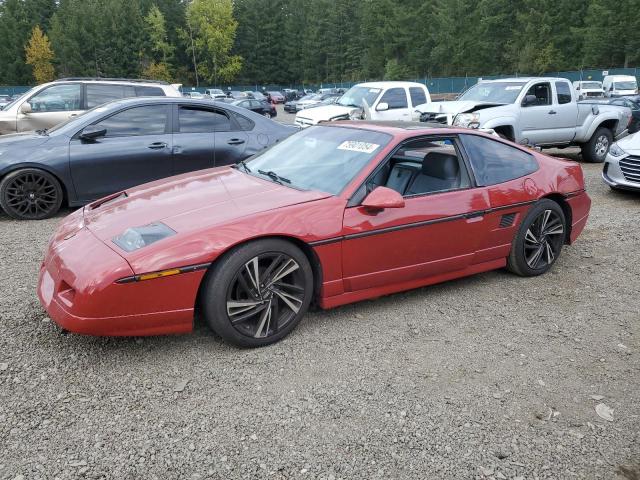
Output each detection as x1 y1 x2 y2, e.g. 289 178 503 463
1 135 639 479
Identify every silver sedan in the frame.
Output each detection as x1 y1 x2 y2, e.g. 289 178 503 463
603 132 640 192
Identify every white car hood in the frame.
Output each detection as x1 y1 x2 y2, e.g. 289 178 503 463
295 104 356 121
617 131 640 154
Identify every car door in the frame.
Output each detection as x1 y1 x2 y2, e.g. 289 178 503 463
372 87 411 121
18 83 83 132
518 81 555 145
341 136 491 292
211 107 248 166
172 104 216 175
544 81 578 144
69 104 173 201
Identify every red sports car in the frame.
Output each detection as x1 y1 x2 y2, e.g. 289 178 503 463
37 122 591 347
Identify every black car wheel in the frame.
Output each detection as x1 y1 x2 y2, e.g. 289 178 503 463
507 199 566 276
0 168 63 220
581 127 612 163
201 239 313 347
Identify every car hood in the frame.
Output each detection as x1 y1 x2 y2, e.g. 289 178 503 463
414 100 506 115
296 104 355 120
616 131 640 154
83 167 331 243
0 131 51 149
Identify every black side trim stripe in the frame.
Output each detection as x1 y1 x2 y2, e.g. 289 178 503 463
308 200 537 247
563 189 586 199
116 262 211 284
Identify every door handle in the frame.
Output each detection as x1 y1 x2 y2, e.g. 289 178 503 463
548 110 557 114
147 142 168 149
227 138 245 145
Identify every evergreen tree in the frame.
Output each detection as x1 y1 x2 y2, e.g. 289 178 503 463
25 24 55 83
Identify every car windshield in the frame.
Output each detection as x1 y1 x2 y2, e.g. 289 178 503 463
244 126 391 195
337 86 382 108
1 88 34 110
614 81 637 90
458 82 526 103
581 82 602 89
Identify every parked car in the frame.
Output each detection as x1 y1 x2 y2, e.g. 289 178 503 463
244 91 266 101
232 98 277 118
603 75 638 97
573 81 603 100
413 77 633 162
603 131 640 192
0 97 296 220
0 78 182 135
226 90 248 100
183 91 207 99
205 88 227 100
295 93 341 111
284 94 314 113
295 81 431 128
268 91 285 103
37 122 590 347
607 97 640 134
0 95 13 109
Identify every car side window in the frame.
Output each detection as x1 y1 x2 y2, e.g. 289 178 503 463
555 82 572 104
86 84 136 109
351 137 471 205
524 82 551 106
93 105 169 137
379 88 408 109
409 87 427 107
28 84 81 112
231 112 254 131
460 134 538 186
178 107 221 133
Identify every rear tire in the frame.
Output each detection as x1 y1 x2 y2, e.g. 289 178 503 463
201 239 313 348
507 199 566 277
581 127 612 163
0 168 63 220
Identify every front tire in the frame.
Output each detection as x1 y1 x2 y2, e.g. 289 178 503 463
0 168 63 220
201 239 314 347
507 199 566 277
581 127 612 163
263 112 272 119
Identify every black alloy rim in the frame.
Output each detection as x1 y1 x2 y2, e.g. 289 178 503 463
523 209 565 269
4 172 58 218
226 253 306 338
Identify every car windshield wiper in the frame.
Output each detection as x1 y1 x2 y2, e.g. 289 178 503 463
258 169 291 185
35 128 49 136
234 160 251 173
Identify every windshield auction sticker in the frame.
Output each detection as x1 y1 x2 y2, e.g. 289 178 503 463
338 141 380 154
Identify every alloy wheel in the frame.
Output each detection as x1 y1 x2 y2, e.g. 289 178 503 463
595 134 609 158
264 112 272 119
4 171 59 219
523 209 565 269
226 253 306 339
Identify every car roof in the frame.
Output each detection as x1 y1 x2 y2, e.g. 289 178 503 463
354 81 426 89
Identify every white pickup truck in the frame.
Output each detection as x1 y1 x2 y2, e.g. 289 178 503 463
413 77 632 162
294 81 431 128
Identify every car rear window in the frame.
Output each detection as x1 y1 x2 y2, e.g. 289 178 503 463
135 86 165 97
409 87 427 107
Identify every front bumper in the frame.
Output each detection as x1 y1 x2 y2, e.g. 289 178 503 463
37 221 199 336
602 154 640 191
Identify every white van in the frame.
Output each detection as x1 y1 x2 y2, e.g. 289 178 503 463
603 75 638 97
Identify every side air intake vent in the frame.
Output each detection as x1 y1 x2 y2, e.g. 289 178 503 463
499 213 516 228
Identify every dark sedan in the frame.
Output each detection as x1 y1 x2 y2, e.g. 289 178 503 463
232 99 277 119
611 97 640 133
0 97 297 219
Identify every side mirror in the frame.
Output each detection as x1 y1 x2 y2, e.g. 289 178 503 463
361 186 405 211
80 125 107 141
522 95 537 107
20 102 32 114
376 102 389 112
